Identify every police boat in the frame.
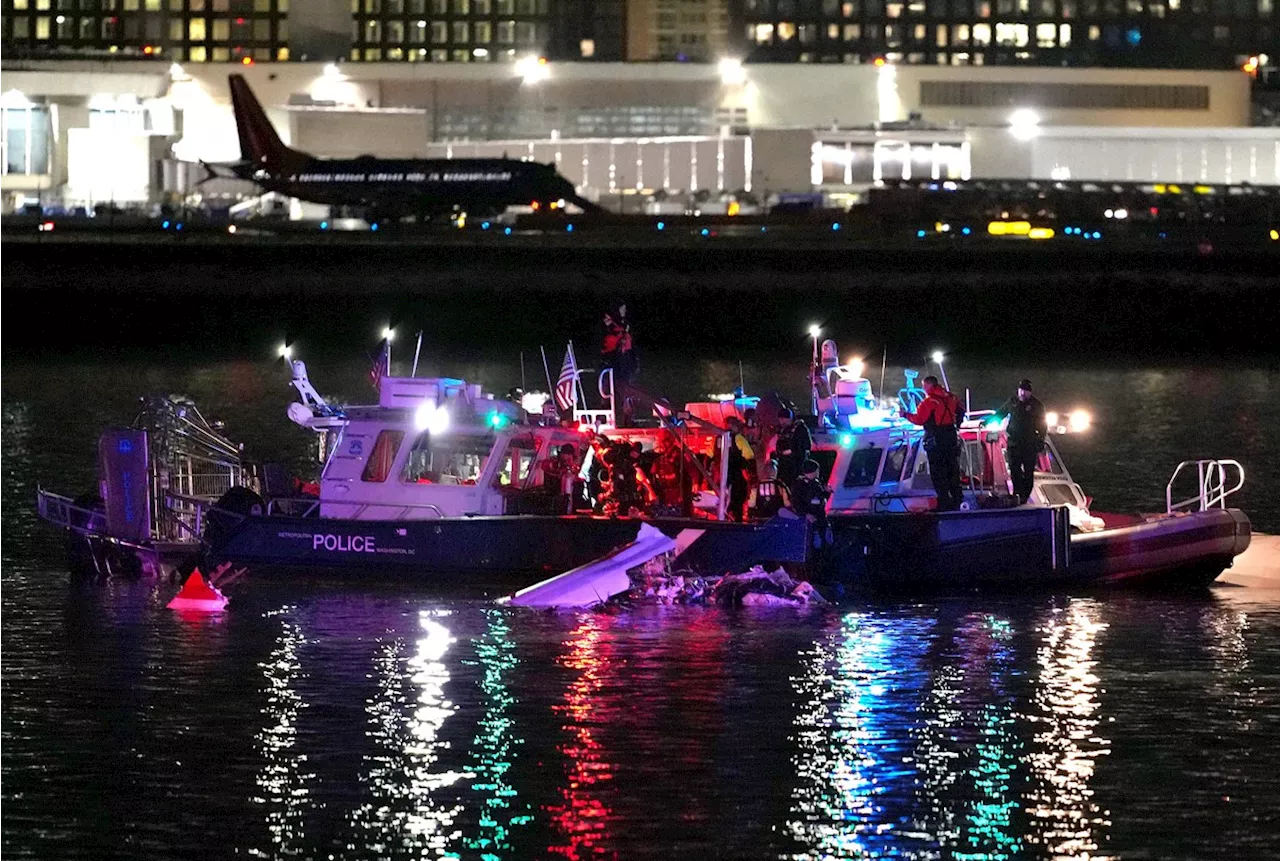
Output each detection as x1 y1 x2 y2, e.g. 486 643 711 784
749 340 1252 593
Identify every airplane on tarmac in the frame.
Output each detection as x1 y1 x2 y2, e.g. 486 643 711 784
203 74 600 221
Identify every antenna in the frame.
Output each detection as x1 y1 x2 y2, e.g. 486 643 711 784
878 346 887 403
738 360 745 394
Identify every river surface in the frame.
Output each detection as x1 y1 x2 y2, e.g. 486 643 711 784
4 354 1280 860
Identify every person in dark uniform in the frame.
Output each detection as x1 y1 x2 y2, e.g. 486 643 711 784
789 459 832 548
995 378 1049 505
601 306 637 428
775 407 812 489
904 375 965 512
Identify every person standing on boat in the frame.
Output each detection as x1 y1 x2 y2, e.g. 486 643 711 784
789 459 832 548
750 459 791 518
905 375 965 513
775 408 812 488
995 379 1049 505
602 306 637 428
725 416 756 521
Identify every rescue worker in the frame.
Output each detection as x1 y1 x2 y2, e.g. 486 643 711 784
541 444 579 514
725 416 755 522
994 378 1049 505
749 458 791 518
602 306 637 428
789 459 832 548
775 407 812 489
904 374 965 512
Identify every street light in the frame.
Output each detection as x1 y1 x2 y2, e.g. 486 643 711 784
515 55 549 85
930 349 949 390
718 58 746 86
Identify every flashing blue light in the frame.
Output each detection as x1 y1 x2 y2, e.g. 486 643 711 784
831 222 840 231
175 222 183 231
504 226 512 235
320 221 328 230
839 433 854 448
481 221 490 230
1126 27 1141 46
488 412 509 429
962 226 971 235
657 221 665 230
701 228 709 236
370 222 379 232
161 220 170 229
566 223 574 232
917 229 927 238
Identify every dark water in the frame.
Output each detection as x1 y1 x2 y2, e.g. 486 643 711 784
5 354 1280 860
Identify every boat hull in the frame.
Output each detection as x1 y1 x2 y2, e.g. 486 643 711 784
208 513 810 586
820 506 1251 594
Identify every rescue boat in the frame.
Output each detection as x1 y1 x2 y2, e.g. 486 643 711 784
36 347 1251 594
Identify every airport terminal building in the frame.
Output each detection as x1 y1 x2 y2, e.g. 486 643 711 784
1 59 1277 213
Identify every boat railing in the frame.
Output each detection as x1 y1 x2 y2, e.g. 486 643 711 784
162 492 214 544
36 488 106 534
1166 459 1245 514
180 472 239 499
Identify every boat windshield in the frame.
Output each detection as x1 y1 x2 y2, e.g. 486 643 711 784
401 431 494 485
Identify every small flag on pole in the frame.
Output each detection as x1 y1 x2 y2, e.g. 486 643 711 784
554 346 578 413
370 340 389 391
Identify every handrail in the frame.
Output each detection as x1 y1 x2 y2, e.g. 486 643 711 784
1166 459 1245 514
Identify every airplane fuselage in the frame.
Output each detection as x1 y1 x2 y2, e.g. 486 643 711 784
250 156 579 217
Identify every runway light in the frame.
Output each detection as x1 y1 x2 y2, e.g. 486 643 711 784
701 228 709 236
162 220 170 229
1028 227 1055 240
961 226 971 235
175 222 183 231
917 229 926 237
1068 409 1091 433
831 222 840 231
504 226 512 235
370 222 379 232
1114 208 1128 220
566 223 574 232
656 221 665 230
1270 228 1278 241
1008 108 1041 141
39 220 55 232
481 221 490 229
320 220 328 230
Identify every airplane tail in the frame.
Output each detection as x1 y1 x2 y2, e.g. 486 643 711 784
229 74 306 171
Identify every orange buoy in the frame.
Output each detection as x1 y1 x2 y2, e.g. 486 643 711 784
167 569 230 612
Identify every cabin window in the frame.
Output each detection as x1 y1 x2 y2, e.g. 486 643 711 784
361 430 404 482
843 446 884 487
880 443 908 484
493 436 542 489
401 432 493 485
1036 444 1067 475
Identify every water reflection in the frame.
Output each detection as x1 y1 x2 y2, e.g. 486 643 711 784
1021 601 1111 861
785 606 1117 861
347 610 464 857
460 609 533 858
546 613 617 860
251 607 316 858
785 613 936 860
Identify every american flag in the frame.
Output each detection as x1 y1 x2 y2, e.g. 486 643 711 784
554 345 578 413
369 340 389 391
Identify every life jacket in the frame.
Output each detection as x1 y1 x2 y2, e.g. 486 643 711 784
922 390 961 451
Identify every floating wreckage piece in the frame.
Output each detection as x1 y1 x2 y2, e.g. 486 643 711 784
503 523 677 609
641 565 827 607
166 568 230 612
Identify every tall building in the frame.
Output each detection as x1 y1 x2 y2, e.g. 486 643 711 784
627 0 731 61
736 0 1276 70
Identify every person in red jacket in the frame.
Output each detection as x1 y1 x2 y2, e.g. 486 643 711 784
905 375 965 512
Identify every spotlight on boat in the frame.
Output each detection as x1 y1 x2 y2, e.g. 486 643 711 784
808 324 821 338
930 350 945 364
846 357 864 378
278 343 292 360
1046 411 1060 431
415 401 450 434
381 326 395 342
1068 409 1091 433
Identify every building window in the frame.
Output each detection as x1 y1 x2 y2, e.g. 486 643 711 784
387 19 403 41
1036 21 1055 44
188 16 205 38
431 20 446 41
579 37 594 56
211 18 228 39
972 21 990 42
474 20 490 41
451 19 467 41
777 20 796 39
496 18 513 41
